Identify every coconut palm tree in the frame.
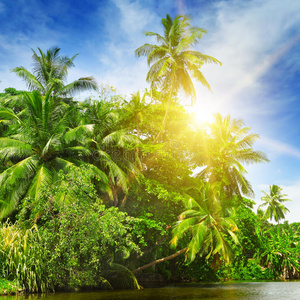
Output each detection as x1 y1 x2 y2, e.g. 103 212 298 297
171 182 239 264
122 91 149 139
258 184 291 223
11 47 98 98
0 90 107 218
132 183 239 274
81 99 141 207
135 14 221 141
193 114 269 198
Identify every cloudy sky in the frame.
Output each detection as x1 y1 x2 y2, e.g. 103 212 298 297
0 0 300 222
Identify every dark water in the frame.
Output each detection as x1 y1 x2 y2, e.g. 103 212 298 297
2 282 300 300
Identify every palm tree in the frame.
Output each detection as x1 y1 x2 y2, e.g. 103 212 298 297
132 183 239 273
193 114 269 198
258 184 291 223
135 14 221 141
0 90 107 218
171 182 239 264
122 91 149 139
12 47 98 98
81 99 141 207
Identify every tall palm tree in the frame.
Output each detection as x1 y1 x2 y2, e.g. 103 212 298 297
135 14 221 141
193 114 269 198
258 184 291 223
12 47 98 98
0 90 107 218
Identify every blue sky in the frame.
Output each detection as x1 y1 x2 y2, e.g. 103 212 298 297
1 0 300 222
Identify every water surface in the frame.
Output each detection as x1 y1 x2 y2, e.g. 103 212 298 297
2 282 300 300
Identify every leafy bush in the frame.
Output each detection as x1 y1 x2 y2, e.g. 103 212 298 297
2 167 143 291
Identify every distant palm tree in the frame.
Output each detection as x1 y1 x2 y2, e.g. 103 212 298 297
12 47 98 98
259 184 291 223
193 114 269 198
135 14 221 141
122 91 149 139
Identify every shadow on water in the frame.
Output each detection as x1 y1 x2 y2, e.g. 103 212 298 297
2 282 300 300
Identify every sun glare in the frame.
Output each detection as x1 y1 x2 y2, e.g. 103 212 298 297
186 100 219 127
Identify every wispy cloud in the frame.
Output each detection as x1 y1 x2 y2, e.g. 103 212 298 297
191 0 300 120
260 136 300 160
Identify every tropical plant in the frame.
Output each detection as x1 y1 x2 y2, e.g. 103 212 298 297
121 91 150 139
0 222 49 292
255 226 300 279
171 182 239 264
132 183 239 274
81 98 141 207
0 90 107 218
258 184 291 223
193 114 269 198
11 47 97 98
135 14 221 140
16 168 143 291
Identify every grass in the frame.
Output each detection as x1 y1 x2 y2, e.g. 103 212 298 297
0 278 22 295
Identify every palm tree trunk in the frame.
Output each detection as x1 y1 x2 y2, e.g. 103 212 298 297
153 72 175 144
132 247 187 274
109 178 119 207
136 117 140 140
119 194 128 208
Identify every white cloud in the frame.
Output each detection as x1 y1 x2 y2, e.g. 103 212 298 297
111 0 155 39
191 0 300 120
260 136 300 160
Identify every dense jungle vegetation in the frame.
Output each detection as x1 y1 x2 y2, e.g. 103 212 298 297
0 14 299 294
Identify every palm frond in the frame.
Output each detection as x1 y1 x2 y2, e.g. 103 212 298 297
60 77 98 96
11 67 44 92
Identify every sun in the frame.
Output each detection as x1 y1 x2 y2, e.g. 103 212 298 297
185 100 219 127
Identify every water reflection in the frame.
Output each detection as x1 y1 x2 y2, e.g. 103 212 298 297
2 282 300 300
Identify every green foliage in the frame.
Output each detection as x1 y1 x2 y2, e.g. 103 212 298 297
102 263 140 289
0 37 297 290
0 278 21 294
217 258 268 281
125 177 185 224
172 255 219 282
0 222 50 292
171 182 239 264
192 114 269 198
255 226 300 279
4 168 142 291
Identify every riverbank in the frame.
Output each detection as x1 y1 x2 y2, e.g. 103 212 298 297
0 278 22 295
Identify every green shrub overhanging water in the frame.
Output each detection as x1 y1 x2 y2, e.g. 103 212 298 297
0 168 147 291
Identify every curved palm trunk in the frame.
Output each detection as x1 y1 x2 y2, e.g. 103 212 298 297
109 177 119 207
132 247 187 274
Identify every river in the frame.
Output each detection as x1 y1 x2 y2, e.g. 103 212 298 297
2 282 300 299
